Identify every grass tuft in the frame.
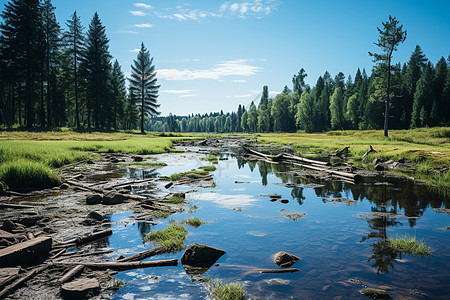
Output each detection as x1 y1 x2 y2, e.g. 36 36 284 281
173 217 203 228
163 195 185 204
0 160 62 189
388 234 432 256
211 280 245 300
202 154 219 164
145 224 188 252
169 170 209 181
152 210 171 219
199 165 217 172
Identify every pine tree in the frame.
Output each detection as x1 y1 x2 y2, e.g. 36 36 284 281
247 102 258 132
257 85 270 132
110 60 126 130
81 12 112 129
64 11 84 129
129 42 160 133
329 87 345 130
369 15 407 137
411 63 433 128
0 0 43 127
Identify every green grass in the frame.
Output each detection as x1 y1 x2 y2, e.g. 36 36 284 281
168 170 210 181
145 224 188 252
211 281 245 300
0 130 197 189
387 234 432 256
0 159 62 189
152 210 171 219
202 154 219 164
173 217 204 228
199 165 217 172
162 195 185 204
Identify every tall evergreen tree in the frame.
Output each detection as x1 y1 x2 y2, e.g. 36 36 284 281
411 63 433 128
129 42 160 133
369 15 407 137
64 11 84 129
81 12 112 129
110 60 126 130
329 87 345 130
292 68 309 94
0 0 43 127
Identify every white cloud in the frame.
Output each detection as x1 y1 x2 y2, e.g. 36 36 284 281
134 3 153 9
158 59 262 81
160 89 197 94
129 49 140 53
173 14 187 21
235 94 253 98
230 3 239 13
225 0 277 17
232 79 247 83
133 23 153 28
130 11 147 16
119 30 138 34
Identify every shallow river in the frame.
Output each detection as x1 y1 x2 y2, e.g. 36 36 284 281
105 150 450 299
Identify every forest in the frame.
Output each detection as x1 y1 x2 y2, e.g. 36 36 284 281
0 0 449 134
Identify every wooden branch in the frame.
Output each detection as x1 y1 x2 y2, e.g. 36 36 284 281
108 178 156 190
117 247 164 262
0 265 48 298
334 146 350 158
49 248 66 260
58 265 84 285
53 259 178 271
58 250 113 259
362 145 376 158
257 268 299 274
0 203 35 209
60 229 112 246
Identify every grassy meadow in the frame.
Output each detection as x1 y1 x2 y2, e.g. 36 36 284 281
0 130 199 189
0 127 449 192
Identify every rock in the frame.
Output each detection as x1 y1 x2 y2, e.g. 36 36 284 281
17 216 41 227
60 183 70 189
102 192 125 205
87 211 104 222
374 164 384 171
361 287 390 299
181 243 226 274
398 158 405 163
1 220 18 233
110 158 119 163
61 277 100 297
87 160 95 164
279 199 289 204
269 194 282 199
164 182 174 189
86 193 103 205
133 156 144 162
274 251 300 268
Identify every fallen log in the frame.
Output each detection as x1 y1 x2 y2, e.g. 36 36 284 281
60 229 112 246
118 247 164 262
362 145 376 158
58 250 113 259
0 203 35 209
66 180 147 201
107 178 156 190
333 146 350 158
291 162 362 183
0 237 52 267
278 152 330 167
58 265 84 285
257 268 300 274
54 259 178 271
0 265 48 298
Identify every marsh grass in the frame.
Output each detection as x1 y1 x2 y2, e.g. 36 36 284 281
388 234 432 256
211 280 245 300
122 162 168 167
202 154 218 164
171 217 203 228
169 170 209 181
152 210 171 219
0 159 62 189
163 195 185 204
199 165 217 172
145 224 187 252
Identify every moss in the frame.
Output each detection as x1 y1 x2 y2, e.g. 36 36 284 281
388 234 432 256
361 287 389 299
145 224 188 252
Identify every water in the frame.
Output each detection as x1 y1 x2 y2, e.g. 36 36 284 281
107 151 450 299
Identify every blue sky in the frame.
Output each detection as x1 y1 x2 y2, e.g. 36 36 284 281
48 0 450 115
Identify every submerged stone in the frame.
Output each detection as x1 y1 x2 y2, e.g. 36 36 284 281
274 251 300 268
181 243 226 274
61 277 100 297
361 287 390 299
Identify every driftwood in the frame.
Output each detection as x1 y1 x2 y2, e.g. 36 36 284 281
243 147 361 183
59 229 112 246
58 265 84 285
334 146 350 157
49 248 66 260
66 180 147 201
118 247 164 262
108 178 156 190
54 259 178 271
362 145 376 158
0 265 48 298
0 203 35 209
257 268 299 274
0 237 52 267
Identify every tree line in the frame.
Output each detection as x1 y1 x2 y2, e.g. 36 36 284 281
0 0 159 131
147 45 449 133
